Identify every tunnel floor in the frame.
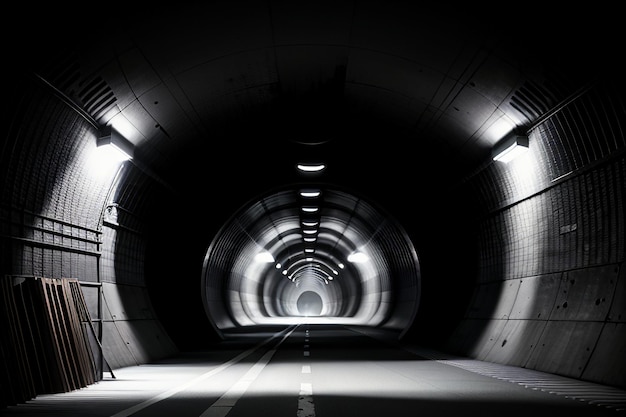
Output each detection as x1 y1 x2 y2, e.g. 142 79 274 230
2 324 624 417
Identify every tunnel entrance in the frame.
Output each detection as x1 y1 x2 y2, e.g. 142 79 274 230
297 291 323 316
201 186 421 338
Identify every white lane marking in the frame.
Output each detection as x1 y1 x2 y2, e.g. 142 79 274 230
297 383 315 417
299 382 313 395
199 327 297 417
200 408 231 417
109 326 297 417
202 349 277 412
299 328 315 417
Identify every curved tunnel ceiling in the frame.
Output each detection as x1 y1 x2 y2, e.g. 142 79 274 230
18 2 607 180
202 184 420 337
9 2 619 345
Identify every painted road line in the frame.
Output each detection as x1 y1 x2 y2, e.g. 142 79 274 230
298 328 315 417
200 349 277 416
109 325 297 417
297 383 315 417
199 326 297 417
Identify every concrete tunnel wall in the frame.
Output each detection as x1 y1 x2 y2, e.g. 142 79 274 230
439 81 626 389
0 48 625 407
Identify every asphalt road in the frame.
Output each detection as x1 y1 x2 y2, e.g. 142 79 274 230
2 324 624 416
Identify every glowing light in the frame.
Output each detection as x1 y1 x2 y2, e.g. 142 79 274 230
88 144 129 178
300 189 321 198
97 126 133 160
254 251 275 263
347 251 369 263
493 135 529 163
302 207 319 213
297 163 325 172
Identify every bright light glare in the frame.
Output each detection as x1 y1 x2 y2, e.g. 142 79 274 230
493 135 529 163
254 251 275 263
297 163 325 172
493 143 528 163
300 190 321 198
89 144 129 177
347 251 369 263
301 207 318 213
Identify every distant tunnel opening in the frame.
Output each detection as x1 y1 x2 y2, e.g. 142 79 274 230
297 291 323 316
201 186 421 338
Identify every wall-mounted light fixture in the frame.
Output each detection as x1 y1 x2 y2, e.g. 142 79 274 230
492 134 529 163
97 125 134 160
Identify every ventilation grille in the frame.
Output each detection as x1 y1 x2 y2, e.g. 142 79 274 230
509 80 558 123
77 76 117 122
41 59 118 124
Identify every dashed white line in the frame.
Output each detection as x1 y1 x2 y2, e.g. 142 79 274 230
299 382 313 395
298 328 315 417
297 383 315 417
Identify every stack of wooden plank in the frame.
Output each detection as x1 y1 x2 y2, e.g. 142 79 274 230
0 276 102 409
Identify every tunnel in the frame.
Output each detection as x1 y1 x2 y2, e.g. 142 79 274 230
1 2 625 415
201 186 420 336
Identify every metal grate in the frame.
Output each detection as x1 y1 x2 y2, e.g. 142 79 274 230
409 346 626 412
